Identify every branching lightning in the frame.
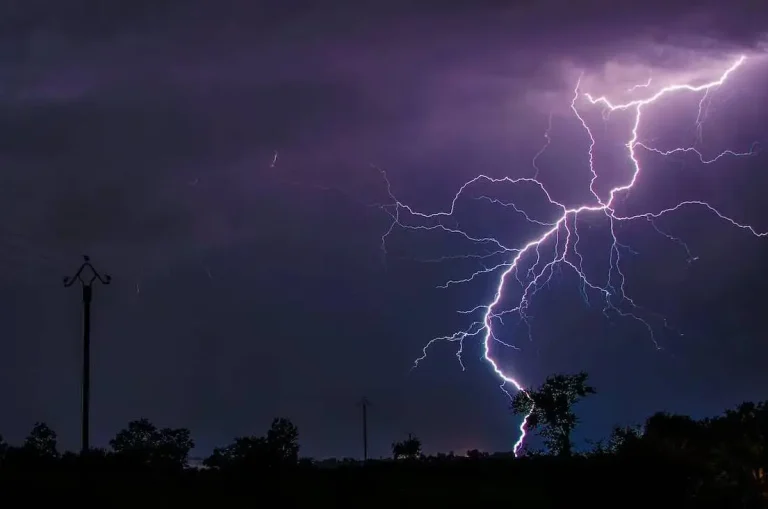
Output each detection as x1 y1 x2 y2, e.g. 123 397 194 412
377 54 765 456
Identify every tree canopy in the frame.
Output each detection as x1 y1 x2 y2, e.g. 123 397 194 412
511 371 596 456
204 417 300 470
392 433 422 460
23 422 59 459
109 418 194 469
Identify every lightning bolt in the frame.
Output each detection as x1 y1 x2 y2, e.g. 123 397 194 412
627 77 652 93
378 54 764 456
532 111 553 179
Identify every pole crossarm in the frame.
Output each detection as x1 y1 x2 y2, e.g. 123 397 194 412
63 255 112 288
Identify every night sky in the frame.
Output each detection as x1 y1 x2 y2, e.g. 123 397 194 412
1 0 767 460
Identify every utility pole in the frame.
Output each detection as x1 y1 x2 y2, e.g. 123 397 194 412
64 255 111 455
356 396 371 461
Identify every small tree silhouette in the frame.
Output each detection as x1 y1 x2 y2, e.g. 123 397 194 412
511 371 596 457
204 417 300 470
23 422 59 458
607 425 643 454
466 449 489 460
110 418 194 469
392 433 422 460
205 436 268 470
266 417 300 465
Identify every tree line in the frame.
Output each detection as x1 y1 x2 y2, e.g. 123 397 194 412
0 416 300 472
0 371 765 505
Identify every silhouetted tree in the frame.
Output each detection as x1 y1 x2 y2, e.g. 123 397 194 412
204 417 300 470
511 371 596 456
392 433 421 460
23 422 59 458
707 401 768 500
266 417 300 464
466 449 489 460
205 436 269 470
643 412 706 457
607 424 643 454
110 418 194 469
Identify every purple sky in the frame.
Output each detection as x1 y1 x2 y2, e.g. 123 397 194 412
0 0 767 459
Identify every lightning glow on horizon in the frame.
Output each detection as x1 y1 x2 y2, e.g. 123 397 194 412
377 54 765 456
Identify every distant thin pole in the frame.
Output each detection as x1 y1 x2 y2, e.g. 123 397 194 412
64 255 111 455
357 397 371 461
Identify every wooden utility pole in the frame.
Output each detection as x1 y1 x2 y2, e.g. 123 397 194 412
356 396 371 461
64 255 111 455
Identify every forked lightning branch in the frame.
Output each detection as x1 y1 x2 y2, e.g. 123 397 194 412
378 54 765 455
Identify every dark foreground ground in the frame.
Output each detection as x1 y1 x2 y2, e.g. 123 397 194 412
1 456 764 507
